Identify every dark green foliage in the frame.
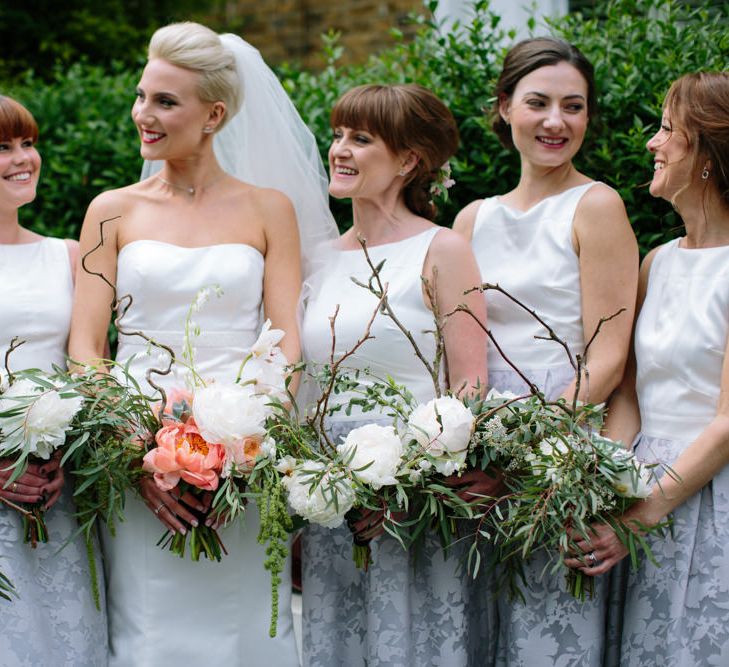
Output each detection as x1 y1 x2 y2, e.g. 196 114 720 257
7 64 142 239
0 0 215 81
282 0 728 252
4 0 728 253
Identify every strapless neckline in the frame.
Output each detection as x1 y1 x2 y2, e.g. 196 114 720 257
119 238 264 260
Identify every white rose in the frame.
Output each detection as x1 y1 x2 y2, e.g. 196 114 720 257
408 395 475 458
613 463 653 498
192 383 269 447
337 423 403 490
282 461 355 528
0 380 83 459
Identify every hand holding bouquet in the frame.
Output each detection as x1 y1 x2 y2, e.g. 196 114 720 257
0 370 84 545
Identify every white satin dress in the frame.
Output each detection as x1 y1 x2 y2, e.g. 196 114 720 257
470 183 613 667
105 240 299 667
301 229 482 666
0 238 107 667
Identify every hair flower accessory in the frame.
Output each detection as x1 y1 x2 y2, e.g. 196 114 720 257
429 161 456 203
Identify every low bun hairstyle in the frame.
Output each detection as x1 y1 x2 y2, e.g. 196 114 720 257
491 37 597 150
330 84 459 220
148 22 241 130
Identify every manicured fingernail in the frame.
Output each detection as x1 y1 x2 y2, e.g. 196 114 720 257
179 527 187 535
191 519 198 527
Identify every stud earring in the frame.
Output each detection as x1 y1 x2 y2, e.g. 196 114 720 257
398 169 407 177
203 126 214 134
701 166 710 180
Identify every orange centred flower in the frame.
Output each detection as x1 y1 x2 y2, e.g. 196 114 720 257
143 418 224 491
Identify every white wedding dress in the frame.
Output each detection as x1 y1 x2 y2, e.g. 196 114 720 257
104 239 299 667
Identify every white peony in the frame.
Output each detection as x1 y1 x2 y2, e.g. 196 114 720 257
192 383 269 447
337 423 404 489
282 461 355 528
0 379 83 459
407 396 475 475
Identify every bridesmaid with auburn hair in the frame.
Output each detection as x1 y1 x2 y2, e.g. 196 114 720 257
454 37 639 665
566 71 729 665
0 95 107 666
301 83 492 666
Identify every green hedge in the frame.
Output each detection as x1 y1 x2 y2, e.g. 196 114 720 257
6 0 729 254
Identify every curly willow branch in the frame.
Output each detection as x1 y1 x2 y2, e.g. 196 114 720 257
3 337 25 385
354 236 442 397
81 216 176 417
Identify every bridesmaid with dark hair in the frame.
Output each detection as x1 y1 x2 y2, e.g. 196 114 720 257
455 38 639 665
567 71 729 666
0 95 107 666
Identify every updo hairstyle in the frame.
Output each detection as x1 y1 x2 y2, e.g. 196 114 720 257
148 22 241 130
663 71 729 207
0 96 39 143
330 84 459 220
492 37 596 149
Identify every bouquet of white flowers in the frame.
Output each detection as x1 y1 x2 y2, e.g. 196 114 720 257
0 370 84 545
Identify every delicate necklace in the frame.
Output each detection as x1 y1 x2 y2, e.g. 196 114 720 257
156 173 225 196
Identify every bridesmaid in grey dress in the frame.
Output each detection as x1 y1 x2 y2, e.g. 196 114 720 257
455 38 639 666
0 95 107 666
566 71 729 666
301 84 494 666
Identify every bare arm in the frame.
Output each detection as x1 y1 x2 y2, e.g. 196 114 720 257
560 184 639 404
424 228 488 396
452 199 483 243
568 333 729 575
257 189 302 396
68 192 124 366
603 247 661 446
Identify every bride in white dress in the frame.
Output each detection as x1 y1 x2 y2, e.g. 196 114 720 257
69 23 336 667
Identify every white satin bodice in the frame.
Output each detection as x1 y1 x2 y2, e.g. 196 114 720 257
636 238 729 442
471 183 596 370
0 237 72 372
115 240 264 388
302 228 441 420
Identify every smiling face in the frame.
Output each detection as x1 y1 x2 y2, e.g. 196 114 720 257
0 136 41 211
131 58 220 161
500 61 589 170
328 126 408 201
646 110 694 203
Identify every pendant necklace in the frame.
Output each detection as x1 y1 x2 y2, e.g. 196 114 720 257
156 173 225 196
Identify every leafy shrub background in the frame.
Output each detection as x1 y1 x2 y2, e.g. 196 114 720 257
5 0 729 254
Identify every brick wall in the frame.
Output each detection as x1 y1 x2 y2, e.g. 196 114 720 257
216 0 427 69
